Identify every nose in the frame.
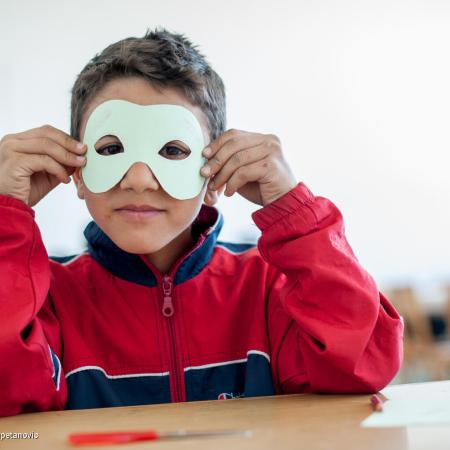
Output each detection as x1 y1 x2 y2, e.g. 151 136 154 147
119 162 160 193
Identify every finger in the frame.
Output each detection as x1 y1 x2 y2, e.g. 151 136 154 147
207 144 270 190
201 129 264 176
19 153 72 183
203 184 226 206
8 137 86 169
223 159 270 196
203 128 244 156
12 124 86 154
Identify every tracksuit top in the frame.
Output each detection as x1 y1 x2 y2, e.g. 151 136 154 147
0 182 404 416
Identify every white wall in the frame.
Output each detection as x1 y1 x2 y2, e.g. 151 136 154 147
1 0 449 301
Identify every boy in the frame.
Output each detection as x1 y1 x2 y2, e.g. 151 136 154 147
0 28 403 416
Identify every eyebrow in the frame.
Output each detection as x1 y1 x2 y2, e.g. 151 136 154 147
98 135 119 140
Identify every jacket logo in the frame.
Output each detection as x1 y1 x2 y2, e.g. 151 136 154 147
218 392 244 400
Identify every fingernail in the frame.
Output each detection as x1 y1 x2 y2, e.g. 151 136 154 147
203 147 211 157
76 156 86 163
77 142 85 150
201 165 211 176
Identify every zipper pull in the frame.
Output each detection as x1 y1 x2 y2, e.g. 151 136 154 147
162 275 174 317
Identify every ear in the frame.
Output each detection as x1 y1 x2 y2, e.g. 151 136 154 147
203 184 225 206
71 167 86 200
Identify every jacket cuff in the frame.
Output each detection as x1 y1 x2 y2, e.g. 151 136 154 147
0 194 35 218
251 182 315 231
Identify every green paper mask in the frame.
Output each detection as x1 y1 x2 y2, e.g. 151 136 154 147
81 99 207 200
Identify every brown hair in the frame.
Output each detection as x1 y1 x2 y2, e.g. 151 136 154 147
70 27 226 142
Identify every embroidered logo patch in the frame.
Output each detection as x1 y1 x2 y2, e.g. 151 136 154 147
218 392 244 400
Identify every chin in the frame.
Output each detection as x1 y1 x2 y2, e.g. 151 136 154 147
104 227 169 254
115 239 167 255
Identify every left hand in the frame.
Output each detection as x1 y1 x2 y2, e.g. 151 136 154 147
200 129 297 206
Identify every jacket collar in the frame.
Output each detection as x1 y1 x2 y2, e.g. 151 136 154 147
83 204 223 287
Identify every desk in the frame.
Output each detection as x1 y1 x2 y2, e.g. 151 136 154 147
0 382 449 450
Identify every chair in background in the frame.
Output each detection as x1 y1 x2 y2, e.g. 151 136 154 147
387 286 450 383
444 284 450 340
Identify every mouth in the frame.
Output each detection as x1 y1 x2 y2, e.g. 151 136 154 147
115 204 165 221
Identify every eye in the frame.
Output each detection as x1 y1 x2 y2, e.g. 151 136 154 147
159 142 191 160
95 143 123 156
95 135 124 156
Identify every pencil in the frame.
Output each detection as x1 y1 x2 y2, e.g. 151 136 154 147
370 394 384 412
68 429 252 445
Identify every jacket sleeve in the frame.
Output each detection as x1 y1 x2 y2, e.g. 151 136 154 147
251 182 404 394
0 194 67 417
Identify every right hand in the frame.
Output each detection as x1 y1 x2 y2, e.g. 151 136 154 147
0 124 87 207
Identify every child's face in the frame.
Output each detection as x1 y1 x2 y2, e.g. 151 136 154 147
73 76 221 255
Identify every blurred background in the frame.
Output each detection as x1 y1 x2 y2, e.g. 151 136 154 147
1 0 449 383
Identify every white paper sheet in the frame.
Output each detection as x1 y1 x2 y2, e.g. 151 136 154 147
361 380 450 427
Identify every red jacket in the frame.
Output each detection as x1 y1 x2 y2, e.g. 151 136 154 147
0 182 403 416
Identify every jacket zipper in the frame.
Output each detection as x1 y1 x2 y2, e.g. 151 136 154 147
158 234 207 403
161 274 183 402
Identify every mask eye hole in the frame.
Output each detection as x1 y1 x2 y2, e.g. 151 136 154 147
159 141 191 160
95 135 124 156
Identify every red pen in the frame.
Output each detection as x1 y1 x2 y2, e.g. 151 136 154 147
370 394 384 412
68 429 252 446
